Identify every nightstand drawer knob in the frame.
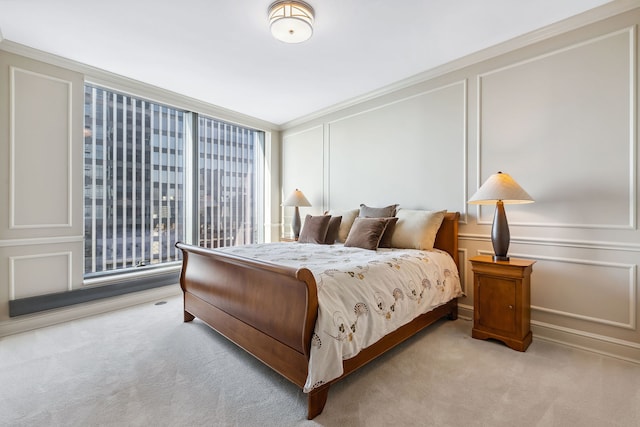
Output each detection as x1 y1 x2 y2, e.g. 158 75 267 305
508 305 513 310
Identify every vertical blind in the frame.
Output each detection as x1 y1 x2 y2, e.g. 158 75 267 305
83 85 184 275
84 84 264 278
197 116 261 248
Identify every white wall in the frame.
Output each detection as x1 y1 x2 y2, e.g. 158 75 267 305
281 8 640 362
0 46 281 336
0 52 88 333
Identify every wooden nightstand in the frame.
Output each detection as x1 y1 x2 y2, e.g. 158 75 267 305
470 255 535 352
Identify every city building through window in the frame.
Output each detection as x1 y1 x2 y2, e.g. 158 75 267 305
84 84 264 277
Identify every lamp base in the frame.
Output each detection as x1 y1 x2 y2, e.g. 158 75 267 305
491 200 511 262
292 206 301 239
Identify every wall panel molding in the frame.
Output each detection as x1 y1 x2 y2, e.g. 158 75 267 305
478 250 637 330
9 251 73 300
460 233 640 253
10 66 73 229
281 125 325 223
458 247 468 295
323 123 331 210
476 26 636 230
530 255 636 330
0 235 83 248
326 80 467 213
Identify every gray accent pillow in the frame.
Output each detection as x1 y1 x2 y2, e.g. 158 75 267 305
377 217 399 248
326 209 359 242
324 216 342 244
298 215 331 244
344 217 389 250
359 203 398 218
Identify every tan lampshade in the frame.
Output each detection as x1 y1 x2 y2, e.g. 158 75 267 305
468 172 534 205
282 189 311 207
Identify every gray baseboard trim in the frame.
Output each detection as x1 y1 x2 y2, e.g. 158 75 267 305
0 285 181 338
9 271 180 317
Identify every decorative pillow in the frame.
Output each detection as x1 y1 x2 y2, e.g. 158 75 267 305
326 209 359 243
323 216 342 244
359 203 398 218
344 217 389 250
377 217 399 248
298 214 331 244
390 209 447 250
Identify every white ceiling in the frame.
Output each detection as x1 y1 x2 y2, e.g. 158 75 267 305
0 0 617 125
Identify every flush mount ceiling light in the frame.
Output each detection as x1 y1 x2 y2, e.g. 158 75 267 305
268 1 315 43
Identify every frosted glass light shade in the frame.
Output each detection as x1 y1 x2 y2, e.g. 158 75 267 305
468 172 534 205
268 1 314 43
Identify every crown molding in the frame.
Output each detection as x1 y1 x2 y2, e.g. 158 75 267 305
0 39 279 132
281 0 640 130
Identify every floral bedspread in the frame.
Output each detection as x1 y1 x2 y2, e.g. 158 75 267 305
217 242 463 392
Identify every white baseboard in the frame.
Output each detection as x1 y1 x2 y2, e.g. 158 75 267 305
0 284 182 338
532 321 640 365
458 303 473 321
457 303 640 364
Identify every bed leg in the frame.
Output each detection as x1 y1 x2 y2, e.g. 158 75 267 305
447 303 458 321
307 385 330 420
184 310 195 322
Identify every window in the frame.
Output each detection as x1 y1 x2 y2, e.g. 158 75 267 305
197 116 263 248
84 85 185 276
84 84 265 278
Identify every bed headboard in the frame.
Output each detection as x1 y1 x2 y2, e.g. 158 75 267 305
433 212 460 269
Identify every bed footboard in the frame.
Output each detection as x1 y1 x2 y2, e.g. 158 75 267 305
176 242 319 388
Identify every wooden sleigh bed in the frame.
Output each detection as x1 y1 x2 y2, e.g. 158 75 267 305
176 211 460 419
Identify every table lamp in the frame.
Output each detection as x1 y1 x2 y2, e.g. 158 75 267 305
282 188 311 239
468 172 534 261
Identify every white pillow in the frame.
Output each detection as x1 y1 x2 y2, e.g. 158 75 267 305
390 209 446 250
327 209 359 243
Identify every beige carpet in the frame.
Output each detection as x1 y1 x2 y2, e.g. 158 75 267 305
1 296 639 427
